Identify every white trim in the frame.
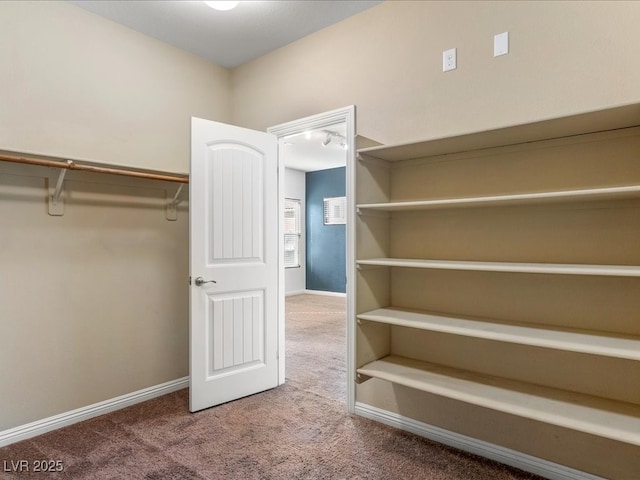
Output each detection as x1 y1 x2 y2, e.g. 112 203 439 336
268 105 355 395
284 290 347 298
285 289 308 297
285 289 347 297
0 377 188 448
302 289 346 298
354 403 606 480
268 106 355 139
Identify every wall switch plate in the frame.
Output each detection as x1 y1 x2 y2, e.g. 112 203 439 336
494 32 509 57
443 48 457 72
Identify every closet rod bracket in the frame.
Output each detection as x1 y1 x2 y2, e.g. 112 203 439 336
166 184 185 221
48 162 72 216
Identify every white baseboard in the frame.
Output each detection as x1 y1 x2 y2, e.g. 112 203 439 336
301 289 346 298
0 377 188 448
354 403 605 480
285 289 307 297
285 289 347 298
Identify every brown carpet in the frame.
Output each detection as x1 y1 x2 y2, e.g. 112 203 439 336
0 294 544 479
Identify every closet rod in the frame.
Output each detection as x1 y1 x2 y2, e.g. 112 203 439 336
0 153 189 184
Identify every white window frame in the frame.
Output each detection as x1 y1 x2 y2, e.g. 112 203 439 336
284 198 301 268
323 196 346 225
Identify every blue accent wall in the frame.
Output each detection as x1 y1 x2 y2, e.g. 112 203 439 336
305 167 346 293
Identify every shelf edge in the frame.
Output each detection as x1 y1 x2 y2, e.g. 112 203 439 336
357 309 640 361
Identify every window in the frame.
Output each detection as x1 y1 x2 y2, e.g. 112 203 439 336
284 198 301 268
323 196 346 225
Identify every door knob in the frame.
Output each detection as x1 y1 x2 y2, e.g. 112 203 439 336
195 277 217 286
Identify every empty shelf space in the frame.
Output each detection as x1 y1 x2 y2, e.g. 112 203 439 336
356 185 640 212
357 308 640 361
357 104 640 162
356 258 640 277
357 355 640 446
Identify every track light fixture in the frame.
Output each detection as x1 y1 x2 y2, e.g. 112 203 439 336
204 1 240 11
322 131 347 149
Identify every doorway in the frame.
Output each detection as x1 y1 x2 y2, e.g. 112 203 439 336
282 123 348 296
268 106 355 411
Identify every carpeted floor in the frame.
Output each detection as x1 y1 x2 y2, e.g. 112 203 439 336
0 294 544 479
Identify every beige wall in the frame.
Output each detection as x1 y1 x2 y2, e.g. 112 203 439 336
0 1 230 174
231 1 640 144
0 163 189 430
2 0 640 450
0 1 227 431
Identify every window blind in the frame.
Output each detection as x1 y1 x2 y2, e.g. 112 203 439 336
284 198 301 268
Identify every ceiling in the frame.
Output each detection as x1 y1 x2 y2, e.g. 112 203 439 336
282 123 347 172
68 0 383 69
68 1 367 172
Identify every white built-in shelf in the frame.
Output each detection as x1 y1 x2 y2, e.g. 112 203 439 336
357 103 640 163
356 185 640 212
356 258 640 277
357 308 640 361
357 355 640 446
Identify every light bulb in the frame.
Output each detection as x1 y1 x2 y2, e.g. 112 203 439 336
204 1 240 11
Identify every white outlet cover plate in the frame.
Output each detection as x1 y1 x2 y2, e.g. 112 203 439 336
443 47 457 72
494 32 509 56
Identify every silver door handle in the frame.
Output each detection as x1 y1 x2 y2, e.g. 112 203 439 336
195 277 217 286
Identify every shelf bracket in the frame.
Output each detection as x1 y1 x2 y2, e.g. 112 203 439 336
48 163 72 216
355 371 372 384
357 208 390 219
356 264 389 271
166 184 185 221
357 153 392 169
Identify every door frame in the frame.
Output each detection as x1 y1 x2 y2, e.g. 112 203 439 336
268 106 356 412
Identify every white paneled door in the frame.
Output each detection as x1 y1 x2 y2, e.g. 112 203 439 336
190 118 279 412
